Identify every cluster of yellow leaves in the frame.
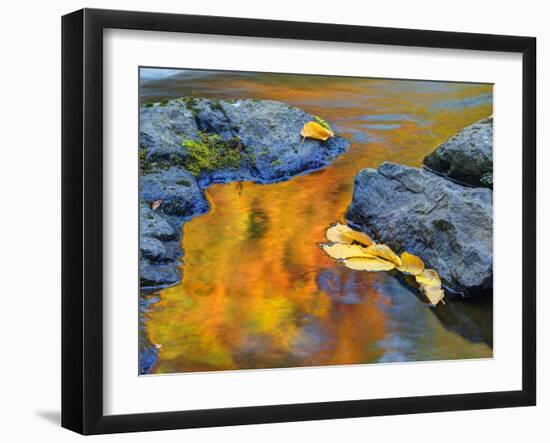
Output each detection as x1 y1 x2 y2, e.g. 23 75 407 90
321 223 445 306
301 121 334 142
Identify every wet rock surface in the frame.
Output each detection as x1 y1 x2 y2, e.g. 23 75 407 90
424 117 493 188
346 162 493 295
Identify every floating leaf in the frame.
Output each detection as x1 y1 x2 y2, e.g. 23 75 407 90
301 121 334 142
343 256 395 271
322 222 444 306
364 244 402 267
326 223 374 246
347 230 375 247
415 269 441 288
321 243 373 260
397 252 424 275
326 223 354 244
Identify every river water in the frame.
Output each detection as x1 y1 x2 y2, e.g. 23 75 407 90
140 69 493 374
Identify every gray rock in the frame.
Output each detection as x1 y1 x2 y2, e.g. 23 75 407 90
140 102 199 162
140 98 349 184
140 201 178 241
140 168 208 217
346 162 493 295
424 117 493 188
218 99 349 182
140 258 181 288
140 236 167 262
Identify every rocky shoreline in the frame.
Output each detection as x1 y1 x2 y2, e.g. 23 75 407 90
139 97 349 290
346 117 494 296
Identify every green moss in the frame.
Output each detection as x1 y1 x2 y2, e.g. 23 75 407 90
180 131 250 176
270 159 283 167
314 115 333 132
139 148 153 174
143 102 155 108
210 99 224 113
159 99 170 106
433 219 452 232
182 97 200 118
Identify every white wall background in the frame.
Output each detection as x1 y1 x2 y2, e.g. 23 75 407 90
0 0 546 441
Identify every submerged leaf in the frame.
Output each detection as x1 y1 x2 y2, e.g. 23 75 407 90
326 223 374 246
364 244 402 267
419 284 445 306
397 252 425 275
151 199 162 210
321 243 373 260
301 121 334 142
343 256 395 271
415 269 444 306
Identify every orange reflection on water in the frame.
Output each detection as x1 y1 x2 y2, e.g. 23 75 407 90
144 73 493 374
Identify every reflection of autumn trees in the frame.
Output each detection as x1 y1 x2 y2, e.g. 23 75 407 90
144 75 493 373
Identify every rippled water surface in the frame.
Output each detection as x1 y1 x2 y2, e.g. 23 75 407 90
140 69 493 374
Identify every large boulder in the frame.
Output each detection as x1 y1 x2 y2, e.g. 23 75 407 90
140 98 349 184
424 117 493 188
346 162 493 295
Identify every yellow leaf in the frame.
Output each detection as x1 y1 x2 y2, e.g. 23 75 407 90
397 252 425 275
301 121 334 142
415 269 444 306
322 222 444 306
321 243 373 260
325 223 374 246
346 230 375 247
326 223 354 244
419 284 445 306
364 244 402 267
343 257 395 271
415 269 441 288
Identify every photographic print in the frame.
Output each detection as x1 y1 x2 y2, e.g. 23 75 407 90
138 67 493 375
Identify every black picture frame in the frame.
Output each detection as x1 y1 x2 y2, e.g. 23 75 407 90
62 8 537 435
